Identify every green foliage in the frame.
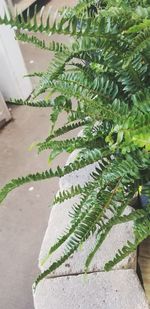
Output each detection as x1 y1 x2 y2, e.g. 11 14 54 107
0 0 150 290
0 147 104 204
9 98 54 107
16 32 69 53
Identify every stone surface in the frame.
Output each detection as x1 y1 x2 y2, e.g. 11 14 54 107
33 270 149 309
39 196 136 275
59 149 100 190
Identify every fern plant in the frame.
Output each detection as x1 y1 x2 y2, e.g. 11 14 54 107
0 0 150 289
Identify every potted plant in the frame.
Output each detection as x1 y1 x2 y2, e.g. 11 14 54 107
0 0 149 289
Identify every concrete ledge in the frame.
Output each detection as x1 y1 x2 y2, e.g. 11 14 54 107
59 149 100 190
33 270 149 309
59 161 99 190
39 198 136 275
34 147 148 308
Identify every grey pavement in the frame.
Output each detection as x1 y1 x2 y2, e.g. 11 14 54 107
0 1 77 308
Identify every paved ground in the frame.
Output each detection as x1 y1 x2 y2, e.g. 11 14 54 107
0 1 77 308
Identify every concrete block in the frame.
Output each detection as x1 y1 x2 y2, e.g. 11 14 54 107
33 270 149 309
59 149 100 190
39 197 136 276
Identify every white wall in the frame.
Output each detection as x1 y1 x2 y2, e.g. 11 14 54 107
0 0 32 101
0 90 11 124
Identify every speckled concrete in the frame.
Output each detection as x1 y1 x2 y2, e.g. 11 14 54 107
39 197 136 276
33 270 149 309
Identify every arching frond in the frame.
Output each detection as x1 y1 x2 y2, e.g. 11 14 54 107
16 32 69 53
0 147 105 204
105 215 150 271
8 98 53 107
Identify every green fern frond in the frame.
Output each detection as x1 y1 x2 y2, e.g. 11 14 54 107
105 215 150 271
60 0 100 18
130 29 150 55
16 32 69 53
85 207 146 272
46 120 90 142
53 185 83 205
35 179 123 286
0 147 105 204
53 158 110 206
0 7 93 37
126 19 150 33
85 201 127 272
33 53 71 98
41 190 98 266
37 131 102 154
9 98 53 107
108 97 150 152
24 72 44 78
34 72 119 110
38 121 109 157
41 155 115 264
67 110 86 122
0 4 148 40
42 153 149 274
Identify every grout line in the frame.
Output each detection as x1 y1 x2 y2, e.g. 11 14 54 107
46 268 134 280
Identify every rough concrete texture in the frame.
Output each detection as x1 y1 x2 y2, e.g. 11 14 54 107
39 196 136 275
33 270 149 309
60 161 100 190
0 105 62 309
59 148 100 190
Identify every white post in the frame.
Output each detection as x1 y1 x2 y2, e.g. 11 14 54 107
0 0 32 101
0 90 11 126
5 0 15 15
